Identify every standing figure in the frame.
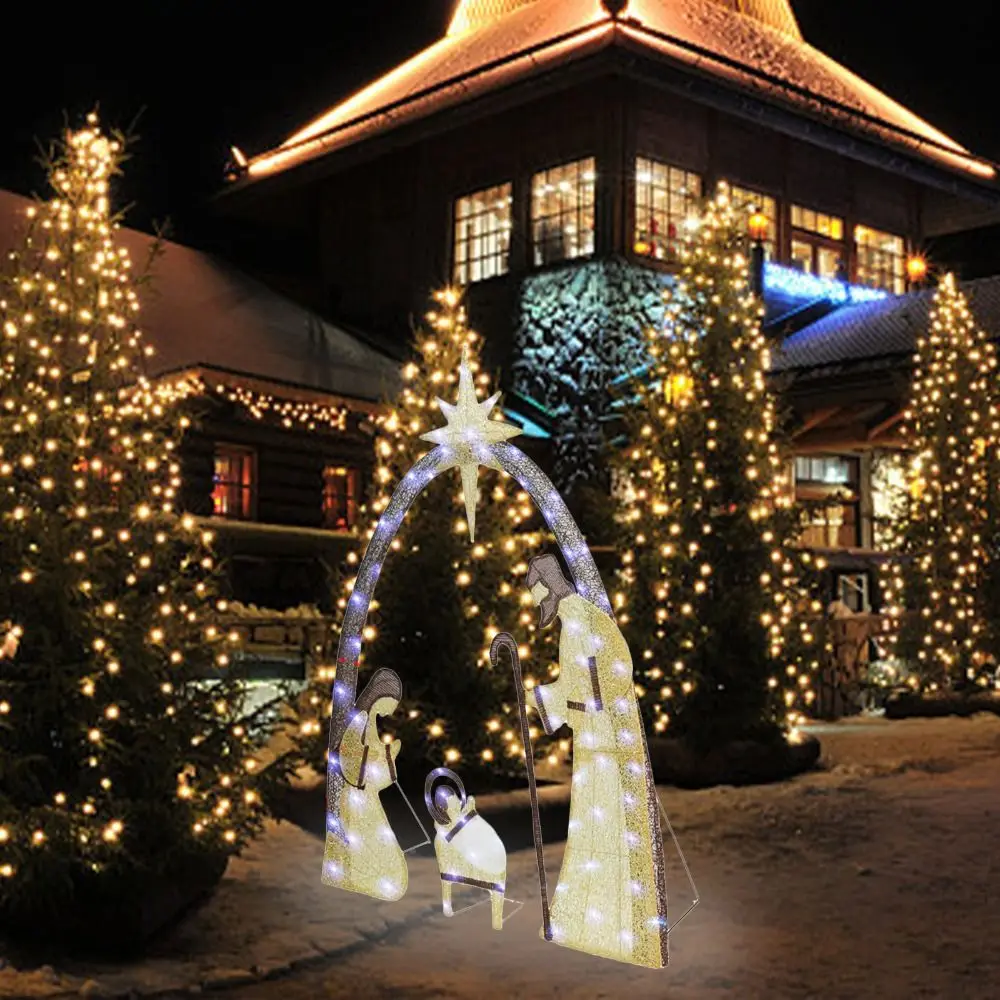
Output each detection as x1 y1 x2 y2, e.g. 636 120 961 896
322 668 408 901
526 554 669 968
426 768 507 930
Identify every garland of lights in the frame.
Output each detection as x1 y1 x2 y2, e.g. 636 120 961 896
146 375 351 433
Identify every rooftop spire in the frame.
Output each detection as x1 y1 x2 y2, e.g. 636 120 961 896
448 0 801 39
448 0 539 36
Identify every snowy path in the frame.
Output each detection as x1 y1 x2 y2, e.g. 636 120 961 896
231 715 1000 1000
2 715 998 998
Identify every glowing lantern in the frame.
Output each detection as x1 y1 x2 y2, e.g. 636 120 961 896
910 477 926 500
906 255 929 285
633 237 653 257
748 211 770 243
974 437 988 457
664 372 694 406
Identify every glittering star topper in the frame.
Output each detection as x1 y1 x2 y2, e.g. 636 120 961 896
421 349 520 542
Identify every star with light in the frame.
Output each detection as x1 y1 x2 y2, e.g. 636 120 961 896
421 350 520 541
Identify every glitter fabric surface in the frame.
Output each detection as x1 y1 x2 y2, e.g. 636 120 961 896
426 768 508 930
322 669 408 900
528 572 669 968
322 357 675 960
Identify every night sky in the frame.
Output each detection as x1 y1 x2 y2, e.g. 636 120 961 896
1 1 996 245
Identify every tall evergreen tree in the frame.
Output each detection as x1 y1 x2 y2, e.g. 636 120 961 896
295 290 557 779
0 118 276 928
613 192 820 747
882 274 1000 690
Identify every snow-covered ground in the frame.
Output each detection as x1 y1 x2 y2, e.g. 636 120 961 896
2 714 998 998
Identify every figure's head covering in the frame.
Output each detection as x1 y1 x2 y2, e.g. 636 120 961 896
526 553 574 628
355 668 403 715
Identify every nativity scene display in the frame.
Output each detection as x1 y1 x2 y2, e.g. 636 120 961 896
319 354 692 968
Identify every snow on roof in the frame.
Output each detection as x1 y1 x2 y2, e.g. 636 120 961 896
0 189 398 404
772 274 1000 374
244 0 994 184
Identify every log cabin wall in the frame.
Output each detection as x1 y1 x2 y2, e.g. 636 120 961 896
179 403 373 611
316 78 624 372
308 71 939 372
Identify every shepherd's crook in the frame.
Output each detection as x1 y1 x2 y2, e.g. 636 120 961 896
490 632 552 941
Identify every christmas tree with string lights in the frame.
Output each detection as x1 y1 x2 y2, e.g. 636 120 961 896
613 191 821 748
293 289 558 780
882 273 1000 691
0 117 278 933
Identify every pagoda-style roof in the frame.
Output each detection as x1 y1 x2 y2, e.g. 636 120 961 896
240 0 995 186
0 189 399 405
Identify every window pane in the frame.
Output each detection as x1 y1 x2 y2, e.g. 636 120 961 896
633 156 702 262
213 445 254 521
855 225 905 294
790 239 813 273
816 246 842 280
721 181 777 259
322 466 359 531
532 157 596 267
453 183 513 285
791 204 844 238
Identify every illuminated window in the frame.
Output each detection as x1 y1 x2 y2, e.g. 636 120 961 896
721 182 778 259
795 454 860 549
532 157 596 267
322 466 360 531
212 444 255 521
633 157 701 262
795 455 853 485
453 183 512 285
790 205 845 280
855 226 906 294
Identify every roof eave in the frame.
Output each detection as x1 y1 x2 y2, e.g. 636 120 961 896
220 23 999 207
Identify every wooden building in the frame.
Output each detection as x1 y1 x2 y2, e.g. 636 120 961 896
212 0 1000 613
0 189 398 618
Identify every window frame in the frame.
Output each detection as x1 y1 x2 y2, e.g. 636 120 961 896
530 156 597 269
632 156 702 265
789 204 847 281
321 464 360 532
854 224 906 294
794 454 862 550
212 442 257 522
719 180 780 260
451 181 514 286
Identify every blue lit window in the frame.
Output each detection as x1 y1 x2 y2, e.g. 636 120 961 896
795 455 853 486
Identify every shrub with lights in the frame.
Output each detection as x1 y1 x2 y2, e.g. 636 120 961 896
881 273 1000 692
293 290 559 781
0 119 280 934
613 191 821 748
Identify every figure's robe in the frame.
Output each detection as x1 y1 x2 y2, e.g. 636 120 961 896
533 593 668 968
321 710 408 901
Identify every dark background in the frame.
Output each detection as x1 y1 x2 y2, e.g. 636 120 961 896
1 1 997 245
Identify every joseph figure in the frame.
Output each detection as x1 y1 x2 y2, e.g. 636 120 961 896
526 554 669 968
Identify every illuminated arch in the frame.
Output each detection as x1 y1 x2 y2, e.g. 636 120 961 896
325 440 611 840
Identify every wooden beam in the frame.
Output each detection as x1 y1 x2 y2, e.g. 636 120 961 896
792 407 841 439
867 409 905 442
